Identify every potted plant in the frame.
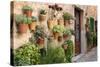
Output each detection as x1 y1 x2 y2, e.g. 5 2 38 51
29 16 37 31
47 18 54 30
34 25 46 46
63 29 72 40
39 9 47 21
58 35 63 42
58 18 64 26
63 12 73 26
15 15 32 34
22 5 33 17
52 25 64 39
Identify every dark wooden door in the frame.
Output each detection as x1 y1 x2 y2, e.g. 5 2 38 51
75 8 81 56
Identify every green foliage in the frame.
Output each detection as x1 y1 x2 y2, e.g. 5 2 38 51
86 32 93 45
63 40 73 62
41 47 66 64
40 9 47 15
70 29 75 35
52 25 64 34
93 32 97 45
14 42 41 66
15 15 32 24
22 5 33 11
63 29 72 36
63 12 74 20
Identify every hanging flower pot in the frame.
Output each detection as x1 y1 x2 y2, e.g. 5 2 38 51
63 29 72 40
15 15 31 34
29 16 37 31
39 9 47 21
18 23 29 34
62 44 68 50
58 36 63 42
36 37 45 45
63 12 74 26
53 32 59 39
47 18 54 30
63 34 68 40
52 25 64 40
22 5 33 17
58 18 64 26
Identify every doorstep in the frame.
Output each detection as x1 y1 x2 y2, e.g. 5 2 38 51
72 53 84 62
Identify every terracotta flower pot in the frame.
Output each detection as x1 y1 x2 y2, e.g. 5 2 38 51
58 19 64 26
18 23 29 34
64 20 70 26
36 37 44 45
47 19 53 30
23 10 32 17
39 14 46 21
63 34 68 40
29 22 36 31
63 45 68 50
58 36 63 42
53 32 59 39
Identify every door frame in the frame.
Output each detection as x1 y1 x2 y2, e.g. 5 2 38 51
74 6 83 56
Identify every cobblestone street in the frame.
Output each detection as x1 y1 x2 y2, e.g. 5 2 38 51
75 47 97 62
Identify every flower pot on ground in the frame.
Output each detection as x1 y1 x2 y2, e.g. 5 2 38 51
39 9 47 21
22 5 33 17
29 16 37 32
15 15 32 34
63 29 72 40
63 12 74 26
52 25 64 39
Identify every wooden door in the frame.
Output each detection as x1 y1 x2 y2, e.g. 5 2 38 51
75 8 81 56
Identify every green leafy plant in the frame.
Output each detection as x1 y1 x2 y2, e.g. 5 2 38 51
93 32 97 45
63 40 73 63
40 9 47 15
14 42 41 66
52 25 64 34
41 46 66 64
15 15 32 24
63 12 74 20
22 5 33 11
63 29 72 36
86 32 93 45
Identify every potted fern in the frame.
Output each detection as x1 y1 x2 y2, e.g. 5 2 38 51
39 9 47 21
15 15 32 34
22 5 33 17
29 16 37 31
63 12 74 26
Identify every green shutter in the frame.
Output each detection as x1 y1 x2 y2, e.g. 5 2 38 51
89 17 94 32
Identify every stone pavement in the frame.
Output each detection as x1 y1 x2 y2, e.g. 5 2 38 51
75 47 97 62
